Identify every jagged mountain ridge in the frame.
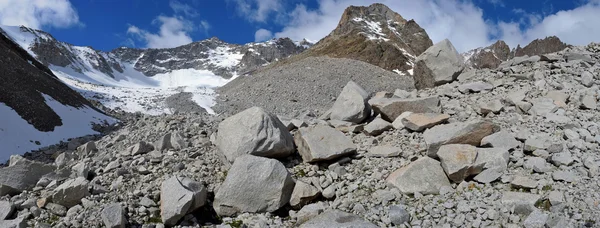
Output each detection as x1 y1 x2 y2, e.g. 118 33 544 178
463 36 570 69
4 26 308 80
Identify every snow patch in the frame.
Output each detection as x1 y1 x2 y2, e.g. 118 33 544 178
352 18 389 41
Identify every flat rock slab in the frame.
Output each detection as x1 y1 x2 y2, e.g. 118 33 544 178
437 144 478 183
0 156 55 191
386 157 451 195
216 107 295 163
294 125 357 163
213 155 294 216
363 118 392 136
401 113 450 132
368 145 402 157
290 180 321 208
369 97 441 122
299 210 378 228
423 120 498 158
51 177 90 208
501 191 541 215
481 130 520 150
458 81 494 93
0 200 14 220
102 203 126 228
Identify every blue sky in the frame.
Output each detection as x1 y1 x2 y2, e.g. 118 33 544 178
0 0 598 52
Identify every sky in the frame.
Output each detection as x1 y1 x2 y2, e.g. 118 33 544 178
0 0 598 53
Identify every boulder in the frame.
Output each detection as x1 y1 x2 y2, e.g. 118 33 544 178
51 177 90 208
294 125 357 163
102 203 126 228
363 117 392 136
0 200 14 220
154 132 187 151
213 155 294 216
437 144 478 183
160 176 207 226
299 210 378 228
0 156 54 192
413 39 464 89
130 141 154 156
386 157 451 195
329 81 371 123
389 204 411 225
216 107 295 163
369 97 441 122
401 113 449 132
580 94 597 110
290 180 321 208
581 71 594 87
480 130 520 150
77 141 97 156
423 120 498 158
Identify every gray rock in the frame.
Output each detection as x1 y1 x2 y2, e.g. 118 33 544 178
46 202 67 216
216 107 295 163
551 152 573 166
580 94 597 109
387 157 451 195
393 89 412 98
500 191 541 215
0 184 20 197
563 129 579 140
294 125 357 163
552 170 577 182
401 113 450 132
363 117 392 136
389 204 411 225
71 162 89 178
457 69 476 81
322 185 336 199
130 141 154 156
523 209 548 228
545 214 570 228
548 191 564 206
481 130 520 149
102 203 126 228
295 202 326 224
581 71 594 87
511 176 537 189
413 39 464 89
0 156 54 191
479 99 504 115
160 176 207 226
458 81 494 93
546 90 568 107
437 144 478 183
290 180 320 208
0 200 14 220
369 96 441 122
423 120 498 158
77 141 97 155
391 111 412 129
0 214 27 228
213 155 294 216
51 177 90 208
154 132 187 151
299 210 378 228
329 81 371 123
524 136 553 152
529 98 558 116
524 157 554 173
368 145 402 157
473 169 503 183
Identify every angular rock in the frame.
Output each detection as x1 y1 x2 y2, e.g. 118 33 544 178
437 144 478 183
551 152 573 166
473 169 503 184
329 81 371 123
546 90 569 107
0 214 27 228
401 113 449 132
363 117 392 136
552 170 577 182
524 157 553 173
523 209 549 228
295 202 326 224
160 176 207 226
581 71 594 87
501 191 541 215
481 130 520 149
294 125 357 163
51 177 90 208
0 156 54 191
0 184 21 197
423 120 498 158
524 136 553 152
0 200 14 220
290 180 320 208
389 204 411 225
369 97 440 122
580 94 597 110
154 132 187 151
130 141 154 156
479 100 504 115
471 147 510 183
299 210 378 228
391 111 412 129
511 176 537 189
529 98 558 116
413 39 464 89
77 141 97 155
386 157 451 195
213 155 294 216
548 191 564 206
458 81 494 93
216 107 295 163
368 145 401 157
102 203 126 228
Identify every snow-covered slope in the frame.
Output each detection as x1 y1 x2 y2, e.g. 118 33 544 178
0 25 307 115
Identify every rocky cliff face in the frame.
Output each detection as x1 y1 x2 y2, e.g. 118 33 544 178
512 36 569 58
281 3 432 75
462 40 510 69
8 26 307 80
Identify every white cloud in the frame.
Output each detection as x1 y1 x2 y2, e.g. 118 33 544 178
250 0 600 53
228 0 283 22
170 0 199 17
200 20 211 36
127 16 194 49
254 28 273 41
0 0 81 29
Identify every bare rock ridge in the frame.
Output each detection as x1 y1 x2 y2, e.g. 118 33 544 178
464 36 570 69
272 3 432 75
0 29 105 132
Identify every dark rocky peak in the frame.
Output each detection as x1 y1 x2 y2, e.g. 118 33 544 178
512 36 569 58
463 40 511 69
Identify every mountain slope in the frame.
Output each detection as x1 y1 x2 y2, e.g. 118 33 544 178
462 40 510 69
0 25 307 115
266 3 432 75
0 29 115 162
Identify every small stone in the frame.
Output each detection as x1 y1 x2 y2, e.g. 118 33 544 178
552 170 577 182
160 176 207 226
479 99 504 115
299 210 378 228
458 81 493 93
295 202 326 224
102 203 126 228
580 94 597 110
290 180 320 208
524 157 553 173
368 145 402 157
401 113 450 132
130 141 154 156
548 191 564 206
563 129 580 140
523 209 548 228
369 97 441 122
322 185 336 199
529 98 557 116
46 202 67 216
551 152 574 166
511 176 537 189
481 130 520 149
363 117 392 136
389 204 411 225
581 71 594 87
